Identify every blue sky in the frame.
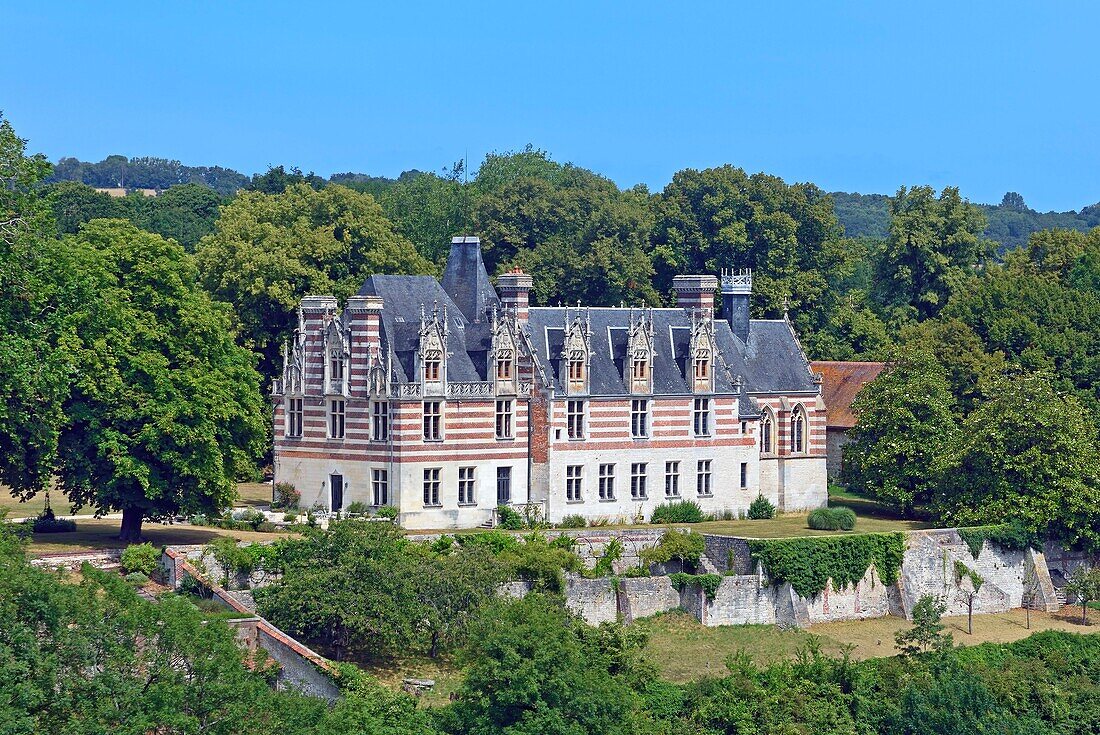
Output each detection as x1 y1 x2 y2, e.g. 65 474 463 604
3 1 1098 211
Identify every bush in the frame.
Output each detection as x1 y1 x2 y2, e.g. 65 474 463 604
558 514 587 529
345 501 369 516
28 508 76 533
282 512 298 523
232 508 267 530
189 513 209 527
375 506 399 521
124 571 150 586
256 521 277 533
669 572 723 599
272 482 300 510
747 495 776 520
641 530 706 568
120 542 160 575
497 505 524 530
650 500 705 524
807 507 857 531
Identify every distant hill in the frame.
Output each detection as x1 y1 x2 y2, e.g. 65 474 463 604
46 155 250 197
832 190 1100 249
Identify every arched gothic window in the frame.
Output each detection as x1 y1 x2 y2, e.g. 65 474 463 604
789 405 806 454
761 409 774 454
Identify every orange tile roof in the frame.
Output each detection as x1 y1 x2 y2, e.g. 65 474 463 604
810 361 887 429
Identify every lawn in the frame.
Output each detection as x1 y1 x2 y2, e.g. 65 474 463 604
637 607 1100 682
26 518 293 555
2 481 273 522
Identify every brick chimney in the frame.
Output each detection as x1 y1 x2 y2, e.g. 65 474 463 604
671 274 719 312
345 295 384 395
497 268 533 322
298 295 338 393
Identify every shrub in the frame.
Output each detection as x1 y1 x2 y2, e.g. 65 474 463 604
120 542 160 576
559 514 587 529
233 508 268 530
807 507 857 531
650 500 705 524
747 495 776 520
256 521 277 533
189 513 209 527
669 572 723 599
282 513 298 523
28 508 76 533
124 571 150 586
589 538 623 577
549 534 576 550
497 505 524 530
375 506 399 521
272 482 300 510
641 530 706 568
345 501 369 516
431 535 455 554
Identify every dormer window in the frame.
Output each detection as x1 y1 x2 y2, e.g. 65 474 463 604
423 349 442 382
567 350 586 393
630 351 649 393
496 349 513 380
693 350 710 392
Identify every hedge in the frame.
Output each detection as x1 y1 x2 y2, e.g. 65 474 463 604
747 533 906 598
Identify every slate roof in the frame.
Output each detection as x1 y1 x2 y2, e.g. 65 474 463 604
809 361 886 428
441 236 498 325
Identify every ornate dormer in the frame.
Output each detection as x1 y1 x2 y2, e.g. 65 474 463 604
626 307 655 394
490 305 520 395
560 307 591 396
322 309 351 397
688 308 716 394
418 302 448 396
366 344 389 398
281 330 305 396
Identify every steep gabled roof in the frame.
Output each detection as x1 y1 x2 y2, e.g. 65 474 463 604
441 236 498 324
809 360 886 428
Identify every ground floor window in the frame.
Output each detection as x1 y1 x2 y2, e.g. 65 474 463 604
598 464 615 500
566 465 583 502
665 461 680 497
696 459 712 496
423 467 441 506
459 466 476 505
631 463 647 499
371 468 388 506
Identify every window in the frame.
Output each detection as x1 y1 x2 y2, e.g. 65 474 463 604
631 463 648 499
696 459 712 496
496 466 512 504
567 351 585 392
566 400 585 439
693 398 711 436
329 399 345 439
598 464 616 500
761 411 774 454
371 468 388 506
458 467 476 505
286 397 303 438
631 354 648 392
631 399 649 438
495 399 514 439
693 355 709 380
371 401 389 442
790 406 806 453
740 462 748 489
423 350 442 382
423 468 441 506
496 350 513 380
566 465 583 502
741 420 747 435
423 400 442 441
329 350 344 381
665 461 680 497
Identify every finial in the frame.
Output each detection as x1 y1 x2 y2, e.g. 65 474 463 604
782 297 790 317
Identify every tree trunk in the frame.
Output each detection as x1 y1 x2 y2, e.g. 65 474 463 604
968 598 973 634
119 508 145 543
1026 601 1031 630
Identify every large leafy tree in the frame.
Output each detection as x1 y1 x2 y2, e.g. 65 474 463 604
195 183 433 382
843 347 959 513
937 373 1100 550
41 220 267 540
379 169 475 265
473 155 659 307
874 185 990 324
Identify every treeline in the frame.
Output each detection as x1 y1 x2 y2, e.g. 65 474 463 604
834 190 1100 249
47 155 249 196
2 519 1098 735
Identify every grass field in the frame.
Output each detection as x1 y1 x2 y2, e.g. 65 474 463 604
26 518 292 555
637 607 1100 682
3 481 274 521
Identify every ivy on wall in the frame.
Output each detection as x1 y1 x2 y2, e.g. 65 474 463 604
747 533 907 598
669 573 723 600
957 522 1041 559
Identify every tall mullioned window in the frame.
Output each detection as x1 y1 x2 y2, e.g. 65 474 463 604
630 399 649 438
567 351 585 393
696 459 712 496
598 464 615 500
423 468 441 506
566 465 583 502
329 399 345 439
423 401 442 441
286 397 303 438
693 398 710 436
664 461 680 497
371 468 388 506
631 463 648 499
371 401 389 442
566 400 585 439
761 410 774 453
790 406 806 453
329 349 344 383
496 399 514 439
497 466 512 504
458 467 476 505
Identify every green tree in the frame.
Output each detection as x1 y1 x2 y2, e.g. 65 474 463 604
44 220 267 540
379 170 475 264
1064 566 1100 625
895 594 952 655
195 183 433 382
843 347 958 514
874 185 990 323
43 180 122 233
937 372 1100 550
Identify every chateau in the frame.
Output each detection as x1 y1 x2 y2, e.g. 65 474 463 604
272 237 827 530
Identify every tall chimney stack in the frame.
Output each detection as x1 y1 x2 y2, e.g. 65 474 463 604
497 268 533 322
721 269 752 342
671 274 719 312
